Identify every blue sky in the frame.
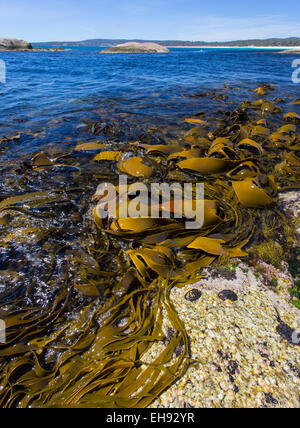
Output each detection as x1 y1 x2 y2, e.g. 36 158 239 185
0 0 299 42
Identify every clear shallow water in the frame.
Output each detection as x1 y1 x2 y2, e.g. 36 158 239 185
0 47 299 141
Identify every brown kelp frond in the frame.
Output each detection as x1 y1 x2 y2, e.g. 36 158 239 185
0 92 299 408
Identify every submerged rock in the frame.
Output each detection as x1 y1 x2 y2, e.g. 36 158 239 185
101 42 170 54
0 38 32 50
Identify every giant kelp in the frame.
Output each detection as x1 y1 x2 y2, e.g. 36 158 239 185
0 86 299 407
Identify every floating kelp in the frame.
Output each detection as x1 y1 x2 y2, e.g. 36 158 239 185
0 88 299 409
232 177 276 208
283 112 300 124
236 139 263 156
75 142 107 151
167 146 204 161
177 157 237 174
186 236 247 257
227 161 260 179
253 86 268 96
208 138 237 159
290 98 300 105
278 124 296 134
184 118 208 126
31 152 53 169
94 151 123 161
118 157 154 178
249 124 270 137
140 143 182 156
248 99 282 114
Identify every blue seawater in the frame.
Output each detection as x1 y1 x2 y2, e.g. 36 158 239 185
0 47 299 151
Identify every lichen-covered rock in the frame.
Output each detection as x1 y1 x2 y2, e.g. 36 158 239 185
147 265 300 408
0 38 32 50
101 42 169 54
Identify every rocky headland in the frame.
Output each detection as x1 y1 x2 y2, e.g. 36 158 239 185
0 38 69 52
0 38 33 50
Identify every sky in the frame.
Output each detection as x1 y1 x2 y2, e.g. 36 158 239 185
0 0 299 42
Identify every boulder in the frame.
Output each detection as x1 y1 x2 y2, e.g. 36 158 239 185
0 38 32 51
101 42 169 54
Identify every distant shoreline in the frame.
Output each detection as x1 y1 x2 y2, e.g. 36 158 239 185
166 46 300 49
32 37 300 49
31 44 300 51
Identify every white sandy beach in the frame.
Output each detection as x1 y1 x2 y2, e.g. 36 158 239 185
167 46 300 49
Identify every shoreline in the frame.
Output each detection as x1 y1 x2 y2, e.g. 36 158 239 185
167 45 300 49
0 49 299 408
28 45 300 51
0 47 71 52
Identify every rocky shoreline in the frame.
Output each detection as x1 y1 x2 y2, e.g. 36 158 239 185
0 48 70 52
149 272 300 408
147 192 300 408
0 44 299 408
0 38 69 52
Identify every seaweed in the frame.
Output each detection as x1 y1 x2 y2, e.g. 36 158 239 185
0 90 299 408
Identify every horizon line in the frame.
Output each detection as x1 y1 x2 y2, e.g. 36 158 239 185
30 36 300 44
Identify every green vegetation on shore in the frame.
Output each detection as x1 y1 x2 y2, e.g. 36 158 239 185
33 36 300 48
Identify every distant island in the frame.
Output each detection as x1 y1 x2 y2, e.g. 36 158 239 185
33 37 300 48
101 42 170 54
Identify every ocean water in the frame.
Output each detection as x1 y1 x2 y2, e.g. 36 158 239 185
0 47 299 145
0 47 300 408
